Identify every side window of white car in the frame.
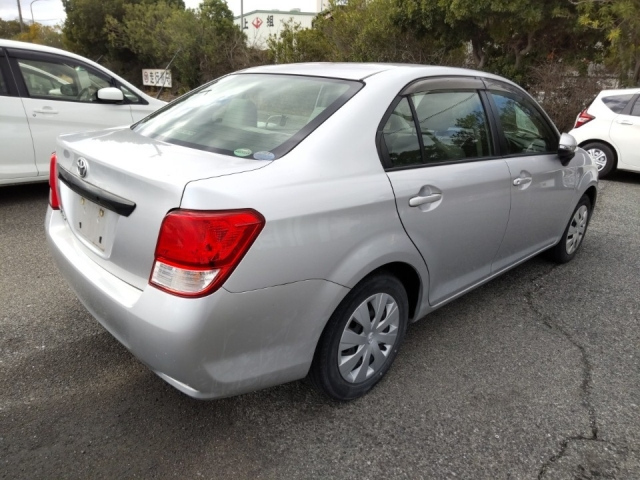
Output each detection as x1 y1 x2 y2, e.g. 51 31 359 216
631 98 640 117
412 90 492 163
490 92 557 155
0 68 8 96
16 56 111 103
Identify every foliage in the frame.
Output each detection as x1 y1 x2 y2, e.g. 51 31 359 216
0 18 23 39
575 0 640 85
105 0 253 91
13 24 64 48
268 0 462 65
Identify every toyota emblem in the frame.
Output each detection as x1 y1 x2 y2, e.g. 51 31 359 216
76 157 88 178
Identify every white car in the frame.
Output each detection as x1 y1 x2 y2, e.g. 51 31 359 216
0 40 166 186
569 88 640 177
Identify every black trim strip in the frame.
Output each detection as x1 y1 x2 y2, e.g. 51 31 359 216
58 166 136 217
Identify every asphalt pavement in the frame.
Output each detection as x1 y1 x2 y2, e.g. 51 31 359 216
1 172 639 479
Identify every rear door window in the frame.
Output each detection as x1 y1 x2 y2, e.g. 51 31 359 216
0 68 7 96
381 98 422 167
602 94 634 114
412 91 492 163
134 74 362 159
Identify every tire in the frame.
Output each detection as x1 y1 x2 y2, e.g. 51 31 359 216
309 273 409 401
583 142 615 178
549 195 592 264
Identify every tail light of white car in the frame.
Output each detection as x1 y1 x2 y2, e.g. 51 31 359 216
49 152 60 210
150 209 265 297
574 109 595 128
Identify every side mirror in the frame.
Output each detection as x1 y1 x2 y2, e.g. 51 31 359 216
96 87 124 103
558 133 577 165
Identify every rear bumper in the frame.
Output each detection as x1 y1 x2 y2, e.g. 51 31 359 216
45 208 348 399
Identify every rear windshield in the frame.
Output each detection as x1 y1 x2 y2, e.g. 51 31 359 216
133 74 362 160
601 94 634 114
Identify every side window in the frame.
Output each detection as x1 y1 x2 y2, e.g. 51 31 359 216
602 94 634 114
0 68 8 96
16 56 111 103
119 84 142 104
381 97 422 167
631 98 640 117
490 92 557 155
412 91 491 163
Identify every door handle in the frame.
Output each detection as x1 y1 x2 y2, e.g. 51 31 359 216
33 109 59 114
616 119 633 125
513 177 532 186
409 193 442 207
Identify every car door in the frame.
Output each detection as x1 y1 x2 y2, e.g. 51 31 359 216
381 78 511 306
6 48 135 176
485 81 577 272
610 94 640 170
0 49 37 182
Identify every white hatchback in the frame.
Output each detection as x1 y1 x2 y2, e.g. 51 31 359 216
569 88 640 177
0 40 166 186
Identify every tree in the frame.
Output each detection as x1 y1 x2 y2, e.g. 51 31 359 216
105 0 250 90
14 23 64 48
396 0 597 82
575 0 640 85
0 18 22 39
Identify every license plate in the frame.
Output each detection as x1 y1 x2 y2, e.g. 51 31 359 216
75 197 111 251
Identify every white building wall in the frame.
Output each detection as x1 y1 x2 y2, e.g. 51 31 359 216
235 10 316 50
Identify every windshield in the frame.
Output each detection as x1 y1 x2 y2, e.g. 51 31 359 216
133 74 363 160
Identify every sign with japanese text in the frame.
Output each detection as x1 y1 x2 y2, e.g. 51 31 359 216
142 69 172 88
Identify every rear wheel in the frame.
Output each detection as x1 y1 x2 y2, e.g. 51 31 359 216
583 142 615 177
549 195 592 264
309 273 408 401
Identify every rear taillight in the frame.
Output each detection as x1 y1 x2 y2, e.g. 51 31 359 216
49 152 60 210
150 209 265 297
574 109 595 129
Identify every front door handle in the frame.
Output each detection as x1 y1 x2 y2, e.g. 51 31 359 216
33 108 59 114
409 193 442 207
513 177 532 186
616 119 633 125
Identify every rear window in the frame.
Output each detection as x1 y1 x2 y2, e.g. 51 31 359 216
133 74 362 160
601 94 634 114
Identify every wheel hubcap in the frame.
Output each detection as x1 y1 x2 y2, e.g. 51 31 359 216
566 205 589 254
587 148 607 172
338 293 399 384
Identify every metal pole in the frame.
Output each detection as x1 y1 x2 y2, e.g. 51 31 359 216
16 0 25 31
155 48 181 99
30 0 41 24
240 0 243 31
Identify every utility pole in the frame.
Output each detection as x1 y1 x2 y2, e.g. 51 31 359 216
16 0 25 31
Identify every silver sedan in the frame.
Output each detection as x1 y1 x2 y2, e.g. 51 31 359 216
45 63 598 401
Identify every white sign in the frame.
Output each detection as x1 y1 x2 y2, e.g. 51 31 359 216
142 69 172 88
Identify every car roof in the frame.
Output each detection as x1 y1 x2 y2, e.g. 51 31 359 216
241 62 513 84
598 88 640 97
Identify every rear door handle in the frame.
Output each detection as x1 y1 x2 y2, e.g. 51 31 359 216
513 177 532 186
33 108 59 114
616 119 633 125
409 193 442 207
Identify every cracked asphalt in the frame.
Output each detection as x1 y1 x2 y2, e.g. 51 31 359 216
1 171 639 479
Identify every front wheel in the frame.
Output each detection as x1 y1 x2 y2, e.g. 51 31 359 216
309 273 409 401
549 195 592 264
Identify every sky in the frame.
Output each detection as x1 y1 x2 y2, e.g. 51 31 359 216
0 0 319 27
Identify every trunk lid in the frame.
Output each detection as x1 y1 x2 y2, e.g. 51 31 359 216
55 127 271 290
